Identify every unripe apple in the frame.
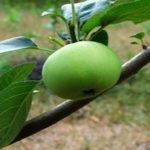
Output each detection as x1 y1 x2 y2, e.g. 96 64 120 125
42 41 122 100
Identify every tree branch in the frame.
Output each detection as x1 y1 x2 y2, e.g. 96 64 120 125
12 47 150 144
118 47 150 82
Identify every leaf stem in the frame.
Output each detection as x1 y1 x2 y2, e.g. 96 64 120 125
36 47 55 53
49 36 64 47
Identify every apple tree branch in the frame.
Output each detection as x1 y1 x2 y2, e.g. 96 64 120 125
12 46 150 144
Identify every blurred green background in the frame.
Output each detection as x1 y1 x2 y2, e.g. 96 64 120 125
0 1 150 150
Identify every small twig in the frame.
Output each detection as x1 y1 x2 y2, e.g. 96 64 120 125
12 47 150 144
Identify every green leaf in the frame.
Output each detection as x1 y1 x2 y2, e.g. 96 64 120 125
0 36 38 53
83 0 150 32
130 32 145 41
130 41 139 45
90 30 108 45
0 81 38 148
0 62 36 91
82 10 107 33
101 0 150 26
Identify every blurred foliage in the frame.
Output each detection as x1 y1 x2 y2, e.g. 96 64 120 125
144 21 150 33
89 66 150 126
0 55 11 74
0 0 83 11
1 0 66 7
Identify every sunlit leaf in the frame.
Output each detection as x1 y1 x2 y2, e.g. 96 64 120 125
0 36 38 53
61 0 112 23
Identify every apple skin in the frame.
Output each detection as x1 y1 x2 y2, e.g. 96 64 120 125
42 41 122 100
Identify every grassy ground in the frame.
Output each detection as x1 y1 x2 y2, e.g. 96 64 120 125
0 4 150 150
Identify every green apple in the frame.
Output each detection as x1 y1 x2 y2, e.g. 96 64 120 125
42 41 122 100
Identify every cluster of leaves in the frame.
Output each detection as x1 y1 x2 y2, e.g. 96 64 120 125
43 0 150 44
0 0 150 148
